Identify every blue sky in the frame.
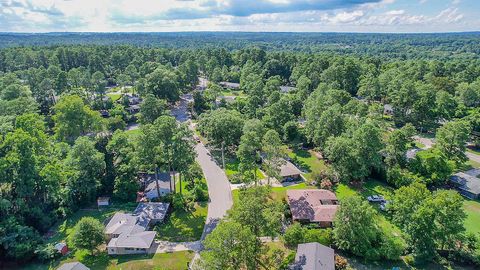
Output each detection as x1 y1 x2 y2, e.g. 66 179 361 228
0 0 479 32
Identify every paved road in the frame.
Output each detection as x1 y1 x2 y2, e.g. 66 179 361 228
415 136 480 165
172 93 233 240
195 142 233 239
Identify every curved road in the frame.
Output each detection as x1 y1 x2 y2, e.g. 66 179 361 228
172 94 233 239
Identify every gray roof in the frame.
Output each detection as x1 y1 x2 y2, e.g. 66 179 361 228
57 262 90 270
107 230 156 249
292 242 335 270
104 212 138 235
450 172 480 196
280 86 296 93
406 148 422 160
144 173 171 193
280 160 302 177
133 202 170 228
219 82 240 89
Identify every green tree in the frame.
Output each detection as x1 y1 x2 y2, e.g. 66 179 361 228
139 94 168 124
198 108 245 151
333 196 383 259
261 129 285 184
53 95 102 143
385 124 416 167
145 66 180 102
65 137 105 207
435 120 471 164
201 221 257 270
71 217 104 256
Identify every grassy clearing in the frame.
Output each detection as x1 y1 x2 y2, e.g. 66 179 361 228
23 250 194 270
224 158 265 182
464 200 480 235
155 202 207 242
106 93 121 102
467 159 480 169
286 148 327 181
125 127 141 138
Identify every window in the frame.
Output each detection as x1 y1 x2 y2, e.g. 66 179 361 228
125 248 134 251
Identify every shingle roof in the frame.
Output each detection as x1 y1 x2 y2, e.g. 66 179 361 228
107 230 156 249
144 174 171 194
57 262 90 270
219 82 240 89
287 189 339 223
133 202 170 228
292 242 335 270
280 160 302 177
280 86 296 93
451 172 480 196
104 212 138 235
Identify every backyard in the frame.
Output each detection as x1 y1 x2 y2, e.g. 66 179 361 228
286 147 327 181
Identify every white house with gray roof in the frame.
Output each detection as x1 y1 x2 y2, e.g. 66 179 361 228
105 202 169 255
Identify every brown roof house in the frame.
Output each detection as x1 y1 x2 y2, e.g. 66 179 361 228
287 189 339 227
290 242 335 270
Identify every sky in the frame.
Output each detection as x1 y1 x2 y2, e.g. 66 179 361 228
0 0 479 33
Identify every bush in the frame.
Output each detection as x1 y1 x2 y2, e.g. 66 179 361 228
379 233 405 260
35 243 60 262
304 228 333 246
334 255 349 270
282 223 306 248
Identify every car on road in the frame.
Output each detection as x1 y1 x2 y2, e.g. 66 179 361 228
367 195 386 203
193 135 201 143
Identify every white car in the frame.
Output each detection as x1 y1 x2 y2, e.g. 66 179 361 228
367 195 386 203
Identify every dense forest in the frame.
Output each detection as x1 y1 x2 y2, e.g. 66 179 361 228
1 33 480 269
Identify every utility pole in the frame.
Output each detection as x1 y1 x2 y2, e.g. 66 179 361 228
221 141 226 170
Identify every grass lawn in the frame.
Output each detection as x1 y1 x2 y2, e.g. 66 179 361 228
47 203 137 245
155 202 207 242
464 200 480 235
334 180 401 236
232 182 316 204
23 250 194 270
467 159 480 169
225 158 265 182
106 93 121 102
286 148 327 181
466 147 480 156
125 127 141 138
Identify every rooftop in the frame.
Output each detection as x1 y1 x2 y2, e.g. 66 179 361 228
287 189 339 223
451 172 480 196
291 242 335 270
280 160 302 177
133 202 170 228
107 230 156 249
105 212 138 235
57 262 90 270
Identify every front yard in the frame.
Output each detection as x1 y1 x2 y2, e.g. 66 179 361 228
155 202 208 242
464 200 480 235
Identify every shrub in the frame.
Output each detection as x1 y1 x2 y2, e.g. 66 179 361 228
282 223 306 248
334 255 349 270
304 228 333 246
35 243 60 262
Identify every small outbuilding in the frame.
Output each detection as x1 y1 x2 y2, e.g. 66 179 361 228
97 196 110 207
219 81 240 89
57 262 90 270
290 242 335 270
54 242 68 256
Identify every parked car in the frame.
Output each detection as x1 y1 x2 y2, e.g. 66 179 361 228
367 195 386 203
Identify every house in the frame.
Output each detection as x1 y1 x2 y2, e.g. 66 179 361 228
383 104 393 115
126 104 140 114
99 110 110 118
280 86 296 93
290 242 335 270
406 148 422 160
97 196 110 207
219 81 240 89
287 189 339 227
107 228 156 255
280 160 303 182
106 202 170 255
450 170 480 199
54 242 68 256
133 202 170 228
57 262 90 270
139 172 172 200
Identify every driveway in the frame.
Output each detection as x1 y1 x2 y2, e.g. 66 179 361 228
415 136 480 166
